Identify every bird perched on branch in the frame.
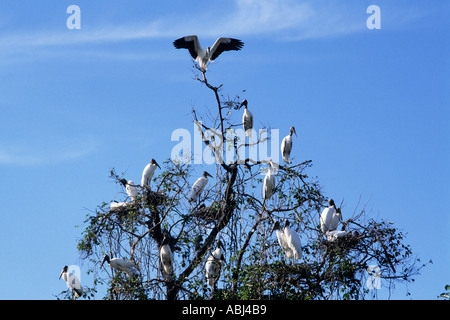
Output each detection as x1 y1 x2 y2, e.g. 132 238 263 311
262 160 276 200
101 255 138 278
281 126 297 163
141 158 160 189
205 240 225 287
160 234 174 278
189 171 213 202
173 35 244 74
59 265 83 299
241 99 253 137
271 220 302 260
110 201 128 212
320 199 341 233
120 179 139 201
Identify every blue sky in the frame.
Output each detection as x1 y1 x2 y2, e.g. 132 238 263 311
0 0 448 299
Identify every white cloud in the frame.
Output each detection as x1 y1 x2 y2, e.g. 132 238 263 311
0 0 432 55
0 1 361 51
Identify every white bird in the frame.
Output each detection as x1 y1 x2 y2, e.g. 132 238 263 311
241 99 253 137
59 265 83 299
189 171 213 202
320 199 340 233
173 35 244 73
281 126 297 163
160 235 174 276
141 158 160 189
120 179 139 201
272 220 302 260
326 230 349 242
110 201 128 212
101 255 138 278
262 160 275 201
329 207 342 231
205 240 225 287
271 221 290 255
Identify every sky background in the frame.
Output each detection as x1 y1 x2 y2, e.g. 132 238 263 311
0 0 448 299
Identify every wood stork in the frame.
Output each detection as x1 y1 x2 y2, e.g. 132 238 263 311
319 199 340 233
110 201 128 212
262 160 275 201
120 179 139 201
205 240 225 287
241 99 253 137
141 159 160 189
101 255 138 278
160 235 174 277
281 126 297 163
173 35 244 73
329 207 342 231
271 220 302 260
59 265 83 299
326 230 349 242
189 171 213 202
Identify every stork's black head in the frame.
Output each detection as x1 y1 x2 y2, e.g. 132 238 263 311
290 126 297 138
217 239 225 251
271 221 282 234
328 199 335 207
240 99 248 109
101 254 110 267
59 265 69 279
151 158 161 169
203 171 213 178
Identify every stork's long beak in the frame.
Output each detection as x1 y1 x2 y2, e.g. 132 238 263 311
293 127 298 138
219 241 226 253
58 269 64 280
156 161 161 169
270 222 279 234
101 255 108 268
206 172 213 178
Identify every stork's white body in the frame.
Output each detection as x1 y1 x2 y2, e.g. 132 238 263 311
125 180 139 200
281 135 292 163
283 225 302 260
205 247 224 287
141 162 158 188
273 222 302 260
263 162 275 200
320 205 340 233
110 202 128 212
160 244 174 275
275 229 290 254
281 127 297 163
109 257 138 278
242 106 253 137
190 177 208 202
59 266 83 298
326 230 349 242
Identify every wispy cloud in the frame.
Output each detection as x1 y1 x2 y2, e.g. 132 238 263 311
0 0 433 56
0 138 98 167
0 1 361 50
